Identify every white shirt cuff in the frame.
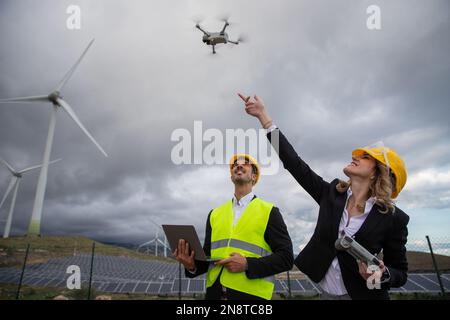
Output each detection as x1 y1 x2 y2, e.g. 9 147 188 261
266 124 278 133
187 267 197 274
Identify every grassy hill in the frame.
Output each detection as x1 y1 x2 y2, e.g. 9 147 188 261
0 236 174 268
407 251 450 272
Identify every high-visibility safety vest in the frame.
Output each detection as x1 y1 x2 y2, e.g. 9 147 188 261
207 197 275 300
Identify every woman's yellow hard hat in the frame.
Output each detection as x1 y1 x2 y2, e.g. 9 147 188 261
352 143 407 199
229 154 260 184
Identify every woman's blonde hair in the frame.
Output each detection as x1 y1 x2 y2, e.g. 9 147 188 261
336 161 396 214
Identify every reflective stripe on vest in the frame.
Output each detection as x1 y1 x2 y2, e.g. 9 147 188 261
211 239 272 257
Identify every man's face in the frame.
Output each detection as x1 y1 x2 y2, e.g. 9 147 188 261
231 157 255 186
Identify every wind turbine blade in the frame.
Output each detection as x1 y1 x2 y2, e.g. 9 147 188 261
55 39 95 92
0 95 49 103
0 158 16 175
56 98 108 157
0 177 17 210
18 158 62 174
139 240 153 247
4 179 20 238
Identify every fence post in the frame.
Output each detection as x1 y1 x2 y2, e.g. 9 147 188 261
87 242 96 300
16 243 30 300
286 270 292 299
178 262 182 300
426 235 446 296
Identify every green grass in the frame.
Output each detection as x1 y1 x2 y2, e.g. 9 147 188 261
0 283 201 300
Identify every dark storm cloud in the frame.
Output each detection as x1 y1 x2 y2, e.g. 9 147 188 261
0 0 449 249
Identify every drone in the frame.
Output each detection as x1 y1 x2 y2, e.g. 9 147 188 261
195 20 242 54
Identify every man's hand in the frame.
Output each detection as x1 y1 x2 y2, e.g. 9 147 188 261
215 252 247 273
237 93 272 128
173 239 196 271
358 259 385 280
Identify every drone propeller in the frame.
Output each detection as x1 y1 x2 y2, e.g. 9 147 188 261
193 20 210 37
218 13 232 25
191 14 205 25
228 34 248 45
236 34 248 43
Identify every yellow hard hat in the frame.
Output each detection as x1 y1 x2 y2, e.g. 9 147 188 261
352 143 407 199
229 154 260 184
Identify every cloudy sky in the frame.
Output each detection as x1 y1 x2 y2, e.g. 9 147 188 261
0 0 449 252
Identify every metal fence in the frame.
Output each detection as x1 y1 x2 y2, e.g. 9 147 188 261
0 235 449 300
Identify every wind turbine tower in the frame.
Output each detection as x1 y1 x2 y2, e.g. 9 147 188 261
0 39 107 236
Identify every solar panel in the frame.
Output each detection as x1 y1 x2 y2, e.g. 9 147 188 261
160 282 173 294
1 253 449 296
103 282 120 292
46 278 64 287
28 277 43 286
92 281 105 290
147 282 162 294
134 282 150 293
274 280 286 292
402 279 426 291
121 282 138 293
172 279 188 292
188 279 205 292
423 274 450 290
300 279 315 290
410 274 441 291
289 280 303 291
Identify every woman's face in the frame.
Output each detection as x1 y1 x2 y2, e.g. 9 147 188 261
343 152 377 180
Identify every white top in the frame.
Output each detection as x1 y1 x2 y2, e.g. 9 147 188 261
267 124 277 133
232 192 255 226
319 187 376 295
188 191 255 274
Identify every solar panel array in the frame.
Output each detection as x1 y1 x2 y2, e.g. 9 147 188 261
0 254 448 295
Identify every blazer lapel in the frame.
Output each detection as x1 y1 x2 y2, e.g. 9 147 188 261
354 205 386 240
332 192 347 239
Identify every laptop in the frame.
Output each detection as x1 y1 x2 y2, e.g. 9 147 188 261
162 225 223 262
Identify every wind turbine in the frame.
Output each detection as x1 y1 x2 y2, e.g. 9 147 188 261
137 218 169 257
0 39 108 236
0 158 61 238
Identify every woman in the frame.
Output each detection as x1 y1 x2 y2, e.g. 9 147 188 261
238 93 409 300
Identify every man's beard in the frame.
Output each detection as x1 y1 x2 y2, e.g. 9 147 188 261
232 175 253 185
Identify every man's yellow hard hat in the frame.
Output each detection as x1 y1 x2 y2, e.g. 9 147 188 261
352 144 407 199
229 154 260 184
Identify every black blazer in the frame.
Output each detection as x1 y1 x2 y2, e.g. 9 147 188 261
268 129 409 300
185 196 294 300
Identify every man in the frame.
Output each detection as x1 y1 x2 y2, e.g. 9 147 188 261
174 154 293 300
